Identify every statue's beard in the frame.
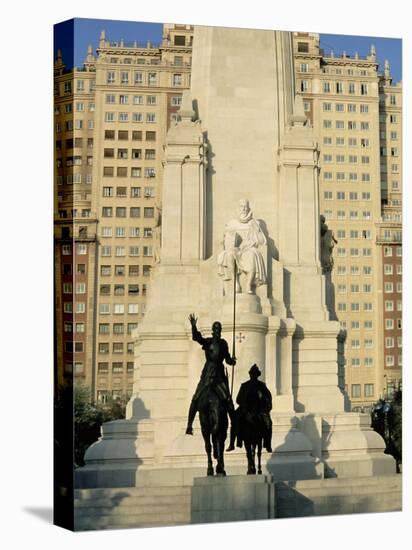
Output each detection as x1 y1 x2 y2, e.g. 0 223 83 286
238 209 253 223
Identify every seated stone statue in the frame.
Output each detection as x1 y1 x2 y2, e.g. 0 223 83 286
186 314 236 435
217 198 267 294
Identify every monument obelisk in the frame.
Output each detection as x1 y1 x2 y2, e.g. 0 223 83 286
77 26 395 489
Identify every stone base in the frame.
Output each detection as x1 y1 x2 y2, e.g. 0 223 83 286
73 474 402 530
75 412 396 489
191 475 275 524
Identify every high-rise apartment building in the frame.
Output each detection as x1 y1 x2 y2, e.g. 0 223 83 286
54 24 193 399
293 32 402 409
376 64 402 398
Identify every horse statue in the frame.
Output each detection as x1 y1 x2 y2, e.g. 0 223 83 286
185 314 236 476
197 384 229 476
228 364 273 475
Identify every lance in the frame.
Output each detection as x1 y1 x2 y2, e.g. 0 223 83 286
230 262 237 398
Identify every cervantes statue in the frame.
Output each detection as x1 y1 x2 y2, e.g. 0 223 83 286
218 199 267 294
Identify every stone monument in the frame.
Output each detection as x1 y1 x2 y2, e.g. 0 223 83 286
76 26 395 491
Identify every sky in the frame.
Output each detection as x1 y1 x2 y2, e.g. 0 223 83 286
54 18 402 83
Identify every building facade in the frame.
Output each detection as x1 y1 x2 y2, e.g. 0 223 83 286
293 32 402 409
54 24 193 399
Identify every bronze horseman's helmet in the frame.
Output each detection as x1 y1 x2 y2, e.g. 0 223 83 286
249 364 261 378
212 321 222 336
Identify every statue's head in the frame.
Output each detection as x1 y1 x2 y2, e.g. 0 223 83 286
320 215 325 224
212 321 222 337
249 364 261 379
238 198 252 223
238 198 250 215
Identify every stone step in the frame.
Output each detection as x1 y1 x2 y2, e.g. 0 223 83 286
277 491 401 518
75 502 190 516
276 484 401 498
291 475 402 490
75 494 191 508
75 511 189 531
75 486 191 499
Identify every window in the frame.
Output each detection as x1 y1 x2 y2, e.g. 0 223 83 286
115 246 125 257
336 120 345 129
115 227 126 238
119 113 129 122
348 138 356 147
360 83 368 95
323 172 332 181
384 282 394 293
77 244 87 255
360 104 369 113
364 357 373 367
385 356 395 367
148 72 157 85
337 303 346 312
336 82 343 94
128 304 139 314
323 102 332 112
336 103 344 112
323 137 332 145
364 384 374 398
130 207 141 218
385 337 394 348
349 192 358 201
100 265 111 277
114 304 125 315
129 246 140 256
112 266 125 278
129 265 139 276
76 302 85 314
105 112 115 122
351 384 361 398
117 167 127 177
323 120 332 129
98 362 109 374
337 211 346 220
337 265 346 275
385 319 394 330
76 283 86 294
364 338 373 348
348 103 356 112
323 82 330 93
324 191 332 200
351 358 360 367
360 122 369 131
385 300 394 312
348 82 355 94
143 265 151 277
131 168 141 178
336 155 344 163
351 303 360 312
101 246 111 257
102 207 113 218
347 121 356 130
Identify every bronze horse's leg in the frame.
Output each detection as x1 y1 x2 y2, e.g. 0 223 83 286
246 442 256 475
201 425 214 476
257 440 262 474
214 433 226 476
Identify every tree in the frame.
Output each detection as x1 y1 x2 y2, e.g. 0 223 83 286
371 389 402 472
55 383 126 468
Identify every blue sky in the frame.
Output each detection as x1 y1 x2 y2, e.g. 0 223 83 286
54 18 402 82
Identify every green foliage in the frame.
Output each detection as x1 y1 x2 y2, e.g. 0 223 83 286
55 383 126 468
371 389 402 470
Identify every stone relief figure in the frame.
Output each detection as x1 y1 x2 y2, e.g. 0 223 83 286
320 214 338 274
153 200 162 264
218 199 267 294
